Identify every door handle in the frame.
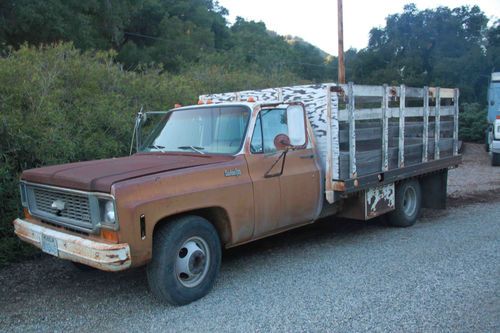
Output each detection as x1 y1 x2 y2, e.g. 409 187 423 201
300 154 314 159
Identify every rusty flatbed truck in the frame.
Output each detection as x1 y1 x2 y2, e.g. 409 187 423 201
14 82 461 305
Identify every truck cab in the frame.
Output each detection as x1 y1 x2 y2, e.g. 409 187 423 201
487 72 500 166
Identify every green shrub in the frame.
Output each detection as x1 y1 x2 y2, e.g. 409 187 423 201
459 103 488 143
0 43 300 265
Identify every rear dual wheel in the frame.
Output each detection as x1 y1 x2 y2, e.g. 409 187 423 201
387 180 422 227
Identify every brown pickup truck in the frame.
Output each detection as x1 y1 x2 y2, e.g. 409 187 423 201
14 82 461 305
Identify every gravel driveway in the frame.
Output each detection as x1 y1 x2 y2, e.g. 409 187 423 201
448 143 500 198
1 199 499 332
1 143 499 332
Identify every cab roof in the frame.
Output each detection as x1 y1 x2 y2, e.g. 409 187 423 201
172 101 280 111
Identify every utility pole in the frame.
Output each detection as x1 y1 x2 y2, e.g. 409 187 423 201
337 0 345 84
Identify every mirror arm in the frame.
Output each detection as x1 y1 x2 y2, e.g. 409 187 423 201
264 149 288 178
135 106 145 152
129 106 144 155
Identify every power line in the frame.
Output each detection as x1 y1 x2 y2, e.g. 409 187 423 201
123 31 339 70
124 31 167 42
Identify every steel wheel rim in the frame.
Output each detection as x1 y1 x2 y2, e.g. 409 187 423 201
403 186 417 217
175 236 210 288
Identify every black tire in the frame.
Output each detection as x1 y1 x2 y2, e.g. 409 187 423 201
485 143 490 153
493 153 500 166
387 180 421 227
147 215 221 306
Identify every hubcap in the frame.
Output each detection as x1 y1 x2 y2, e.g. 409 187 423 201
175 237 210 288
403 186 417 217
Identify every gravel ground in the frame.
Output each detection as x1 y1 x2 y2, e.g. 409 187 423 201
1 143 499 332
448 143 500 198
1 199 499 332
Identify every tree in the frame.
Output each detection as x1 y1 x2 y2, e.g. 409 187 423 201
486 20 500 72
349 4 491 102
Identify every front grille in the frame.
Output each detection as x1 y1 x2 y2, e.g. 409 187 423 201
33 188 92 223
41 220 90 236
26 184 96 232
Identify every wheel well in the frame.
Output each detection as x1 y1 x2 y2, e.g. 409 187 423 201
152 207 232 246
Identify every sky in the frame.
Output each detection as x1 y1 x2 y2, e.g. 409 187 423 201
217 0 500 55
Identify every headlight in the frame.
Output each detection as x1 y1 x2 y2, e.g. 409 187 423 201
98 198 118 229
19 182 28 208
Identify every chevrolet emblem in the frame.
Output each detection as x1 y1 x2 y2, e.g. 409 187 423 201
51 199 66 215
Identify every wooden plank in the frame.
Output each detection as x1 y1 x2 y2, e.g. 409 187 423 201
429 87 454 99
382 84 389 171
350 84 386 97
348 82 357 178
333 85 454 100
337 106 455 121
453 88 459 155
338 121 455 144
325 85 333 202
338 138 455 180
399 84 406 167
422 87 429 162
434 87 441 160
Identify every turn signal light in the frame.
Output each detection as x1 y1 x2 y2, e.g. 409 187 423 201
23 208 32 220
101 229 119 243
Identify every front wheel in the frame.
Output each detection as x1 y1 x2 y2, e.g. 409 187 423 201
387 180 421 227
147 215 221 306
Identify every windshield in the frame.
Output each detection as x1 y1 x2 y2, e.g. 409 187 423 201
140 105 250 154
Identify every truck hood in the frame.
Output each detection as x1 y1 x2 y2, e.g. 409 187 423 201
21 153 234 193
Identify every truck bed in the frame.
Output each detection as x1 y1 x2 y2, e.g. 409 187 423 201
200 82 461 203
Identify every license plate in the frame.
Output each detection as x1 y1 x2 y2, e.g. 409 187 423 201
41 234 59 257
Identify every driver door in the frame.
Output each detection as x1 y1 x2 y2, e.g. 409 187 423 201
246 105 320 238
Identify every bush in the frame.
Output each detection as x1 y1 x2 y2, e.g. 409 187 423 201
459 103 488 143
0 43 300 265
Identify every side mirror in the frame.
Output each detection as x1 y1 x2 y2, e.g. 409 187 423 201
286 104 308 149
273 134 292 151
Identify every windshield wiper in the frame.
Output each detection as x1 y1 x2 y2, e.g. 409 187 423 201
177 146 205 155
147 144 165 151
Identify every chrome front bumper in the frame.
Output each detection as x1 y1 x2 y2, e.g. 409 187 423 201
13 218 131 271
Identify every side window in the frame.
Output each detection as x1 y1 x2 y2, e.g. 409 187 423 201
250 107 307 154
261 109 288 153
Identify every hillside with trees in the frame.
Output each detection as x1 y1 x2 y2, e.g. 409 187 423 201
0 0 498 264
0 0 332 79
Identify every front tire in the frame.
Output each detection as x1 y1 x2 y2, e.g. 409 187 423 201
387 180 421 227
147 215 221 306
